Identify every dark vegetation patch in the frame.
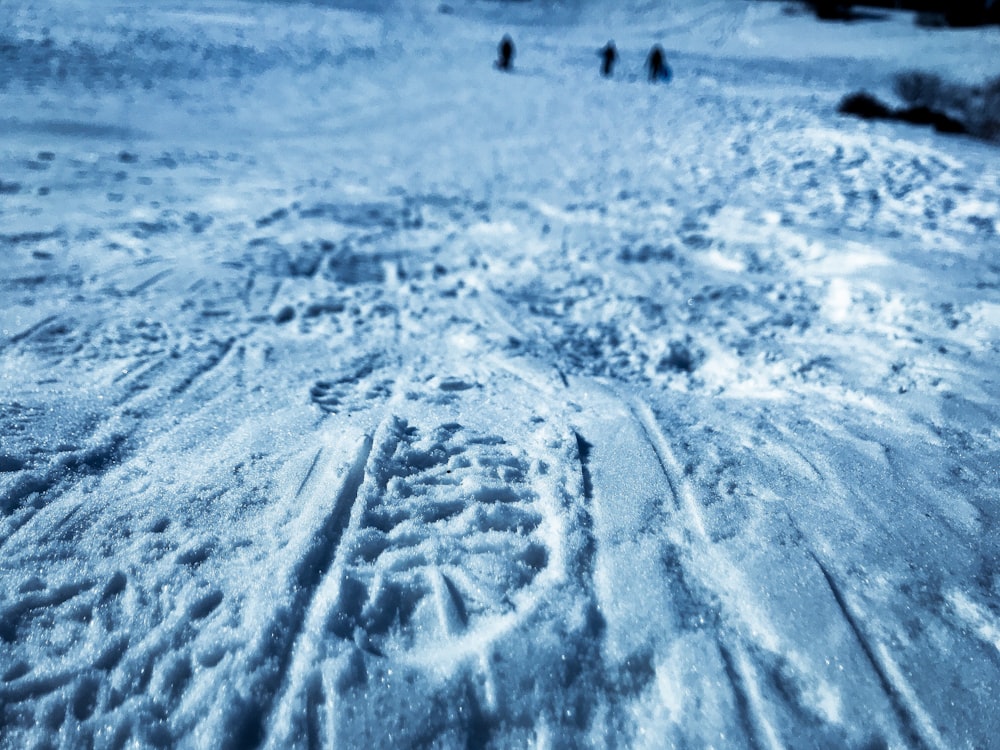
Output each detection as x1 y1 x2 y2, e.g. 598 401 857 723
838 92 968 135
839 72 1000 143
797 1 1000 26
895 70 1000 142
805 2 888 22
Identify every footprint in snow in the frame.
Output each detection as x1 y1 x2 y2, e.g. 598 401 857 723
330 415 558 663
310 355 394 415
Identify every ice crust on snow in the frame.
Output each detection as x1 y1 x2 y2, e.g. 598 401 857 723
2 0 1000 748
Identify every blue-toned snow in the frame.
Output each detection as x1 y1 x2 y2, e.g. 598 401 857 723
1 1 999 748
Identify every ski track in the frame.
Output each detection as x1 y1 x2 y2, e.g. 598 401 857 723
2 0 1000 747
253 432 373 750
809 551 942 750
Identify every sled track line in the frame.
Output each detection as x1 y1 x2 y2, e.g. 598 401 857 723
718 641 783 750
475 287 570 389
294 448 324 500
290 438 371 629
255 433 373 749
626 396 708 541
625 394 795 747
126 268 173 297
4 314 59 348
630 396 944 748
573 431 594 505
1 433 131 546
570 429 600 585
169 337 237 397
809 552 945 750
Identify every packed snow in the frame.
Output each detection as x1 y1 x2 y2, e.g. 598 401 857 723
2 0 999 747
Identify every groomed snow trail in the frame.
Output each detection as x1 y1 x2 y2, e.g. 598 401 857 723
2 0 1000 747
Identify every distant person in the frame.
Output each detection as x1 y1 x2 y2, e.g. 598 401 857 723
646 44 671 83
496 35 515 72
599 41 618 78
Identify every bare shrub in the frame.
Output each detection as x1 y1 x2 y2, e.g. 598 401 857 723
894 70 944 108
893 70 1000 142
971 75 1000 141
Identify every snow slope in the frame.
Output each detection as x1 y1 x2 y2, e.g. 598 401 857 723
2 0 999 747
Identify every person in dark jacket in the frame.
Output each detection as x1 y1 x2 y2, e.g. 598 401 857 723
496 34 515 71
646 44 670 82
599 40 618 77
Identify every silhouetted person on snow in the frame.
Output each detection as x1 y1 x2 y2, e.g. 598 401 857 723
646 44 670 82
496 35 515 72
599 41 618 77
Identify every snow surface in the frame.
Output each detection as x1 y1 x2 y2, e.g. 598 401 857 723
2 0 999 747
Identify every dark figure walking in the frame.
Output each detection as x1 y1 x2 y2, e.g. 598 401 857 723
646 44 670 82
599 40 618 78
496 34 515 71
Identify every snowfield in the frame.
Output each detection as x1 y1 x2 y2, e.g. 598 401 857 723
2 0 999 747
